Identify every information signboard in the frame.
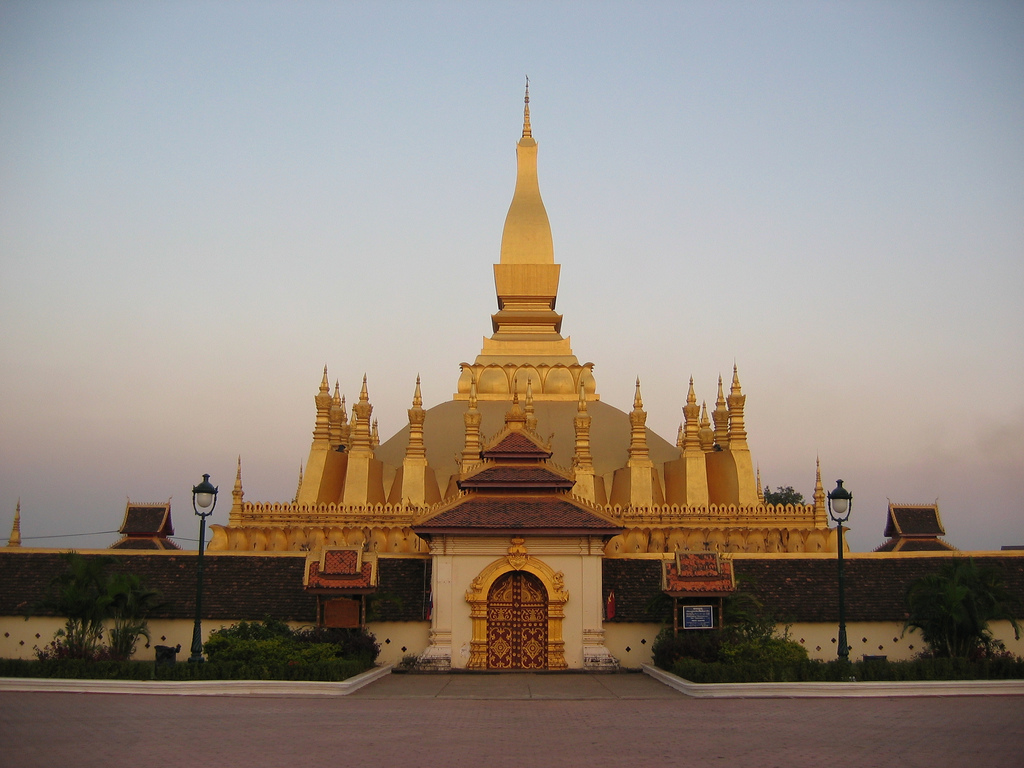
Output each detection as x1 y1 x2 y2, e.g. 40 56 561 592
682 605 714 629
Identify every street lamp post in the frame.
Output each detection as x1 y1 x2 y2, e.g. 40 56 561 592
188 473 219 663
827 479 853 661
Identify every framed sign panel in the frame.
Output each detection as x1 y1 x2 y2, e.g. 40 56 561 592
682 604 714 629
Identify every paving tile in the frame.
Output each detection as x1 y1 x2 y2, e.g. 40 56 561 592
2 683 1022 768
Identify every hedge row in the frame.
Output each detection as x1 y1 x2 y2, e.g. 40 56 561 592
0 657 373 681
668 656 1024 683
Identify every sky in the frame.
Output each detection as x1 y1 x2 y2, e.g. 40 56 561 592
1 1 1022 553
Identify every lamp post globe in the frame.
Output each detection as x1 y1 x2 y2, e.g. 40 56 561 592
189 473 218 663
827 479 853 661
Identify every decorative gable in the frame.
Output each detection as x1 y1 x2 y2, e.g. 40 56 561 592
661 552 736 596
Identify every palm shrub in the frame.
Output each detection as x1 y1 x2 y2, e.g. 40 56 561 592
31 552 161 661
107 572 162 660
35 553 115 660
904 558 1021 659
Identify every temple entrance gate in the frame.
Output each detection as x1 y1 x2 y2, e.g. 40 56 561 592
486 571 548 669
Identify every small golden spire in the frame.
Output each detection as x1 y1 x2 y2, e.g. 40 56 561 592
756 465 764 503
231 456 244 520
406 375 427 460
813 455 827 524
699 401 714 452
525 376 538 432
676 424 684 449
349 375 374 454
294 464 303 504
713 375 729 448
329 381 344 448
8 499 21 548
462 371 482 467
522 75 531 138
573 380 595 495
313 366 333 446
628 378 650 462
682 376 701 454
727 364 748 449
371 418 380 449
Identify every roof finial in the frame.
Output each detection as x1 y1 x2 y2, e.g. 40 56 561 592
522 75 532 138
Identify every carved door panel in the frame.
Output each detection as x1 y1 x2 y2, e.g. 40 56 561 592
487 571 548 669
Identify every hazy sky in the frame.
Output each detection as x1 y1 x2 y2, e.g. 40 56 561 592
2 1 1021 552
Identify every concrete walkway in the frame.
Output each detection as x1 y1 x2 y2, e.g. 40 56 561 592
353 670 682 699
2 672 1023 767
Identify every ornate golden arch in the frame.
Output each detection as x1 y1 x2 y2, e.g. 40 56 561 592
465 538 569 670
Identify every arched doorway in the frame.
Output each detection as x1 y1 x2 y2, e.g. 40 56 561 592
486 571 548 669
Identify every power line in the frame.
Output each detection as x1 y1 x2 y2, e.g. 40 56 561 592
18 530 120 540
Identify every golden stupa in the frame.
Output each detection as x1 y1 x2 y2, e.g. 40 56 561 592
210 84 832 557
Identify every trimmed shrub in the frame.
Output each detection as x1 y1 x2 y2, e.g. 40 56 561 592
664 655 1024 684
0 657 371 681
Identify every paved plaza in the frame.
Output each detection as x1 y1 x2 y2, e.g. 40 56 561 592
2 672 1022 767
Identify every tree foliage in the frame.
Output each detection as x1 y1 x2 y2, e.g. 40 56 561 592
107 572 162 660
33 552 160 661
904 558 1021 659
763 485 805 506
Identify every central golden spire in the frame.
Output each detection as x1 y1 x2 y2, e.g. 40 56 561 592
498 79 554 266
457 82 597 403
488 81 567 348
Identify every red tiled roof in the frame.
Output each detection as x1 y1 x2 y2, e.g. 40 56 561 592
0 552 430 622
109 536 181 551
305 560 375 591
662 553 736 595
875 538 956 552
459 465 573 490
482 431 551 458
884 505 945 537
416 496 621 532
305 548 377 592
0 551 319 623
120 504 173 536
604 555 1024 624
323 549 360 575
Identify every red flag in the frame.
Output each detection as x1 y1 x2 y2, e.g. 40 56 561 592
605 589 616 620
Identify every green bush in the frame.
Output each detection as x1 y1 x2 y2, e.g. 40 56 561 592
203 619 380 668
718 636 809 666
664 655 1024 684
651 626 722 667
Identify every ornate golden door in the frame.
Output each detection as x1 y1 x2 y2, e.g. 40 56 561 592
486 571 548 669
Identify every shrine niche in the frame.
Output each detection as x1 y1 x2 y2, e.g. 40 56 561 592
661 551 736 632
